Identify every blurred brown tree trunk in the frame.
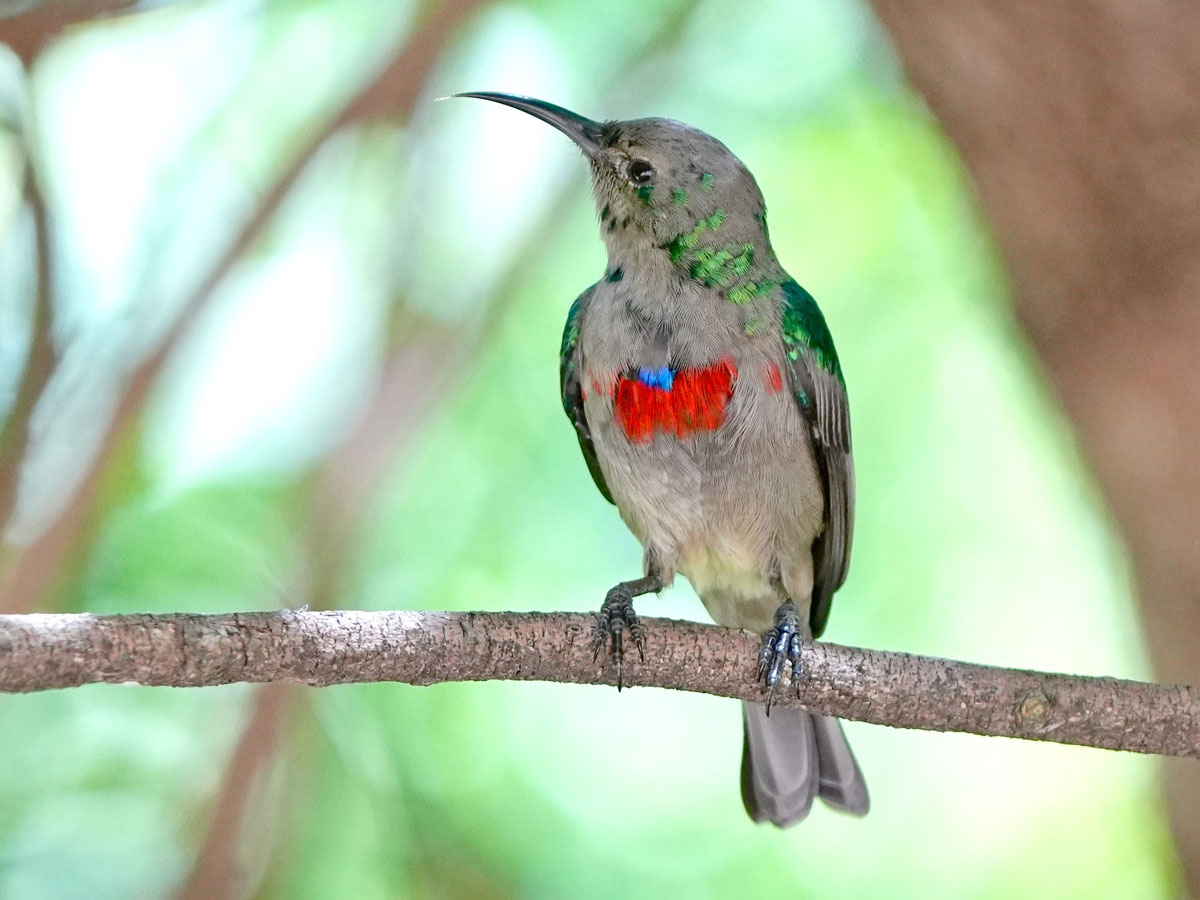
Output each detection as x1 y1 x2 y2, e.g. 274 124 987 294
870 1 1200 892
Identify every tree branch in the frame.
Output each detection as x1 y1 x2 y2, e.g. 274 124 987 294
0 0 486 613
0 1 139 66
867 1 1200 885
173 683 293 900
0 610 1193 758
0 160 56 530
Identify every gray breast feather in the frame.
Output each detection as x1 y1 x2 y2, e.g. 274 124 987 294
576 280 826 632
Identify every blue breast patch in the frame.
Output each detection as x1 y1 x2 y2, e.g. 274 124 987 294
636 365 675 391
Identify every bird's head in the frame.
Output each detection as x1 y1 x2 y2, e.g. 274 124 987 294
457 92 773 273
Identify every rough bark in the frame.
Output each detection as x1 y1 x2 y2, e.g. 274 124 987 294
869 0 1200 889
0 610 1196 759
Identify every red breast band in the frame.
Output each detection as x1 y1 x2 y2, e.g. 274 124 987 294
612 357 738 443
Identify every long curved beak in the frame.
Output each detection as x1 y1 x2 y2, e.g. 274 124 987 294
455 92 603 159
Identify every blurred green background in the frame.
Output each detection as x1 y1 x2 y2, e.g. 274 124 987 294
0 0 1180 897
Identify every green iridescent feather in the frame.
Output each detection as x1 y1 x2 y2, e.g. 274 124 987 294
559 285 613 504
662 208 726 264
690 243 757 288
777 278 852 637
780 279 843 382
727 278 777 306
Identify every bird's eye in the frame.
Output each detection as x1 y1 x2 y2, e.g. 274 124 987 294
628 159 655 184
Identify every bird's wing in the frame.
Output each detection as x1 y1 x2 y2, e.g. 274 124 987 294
560 283 614 504
779 279 854 638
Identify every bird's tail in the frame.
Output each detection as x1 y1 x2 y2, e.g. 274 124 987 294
740 701 869 827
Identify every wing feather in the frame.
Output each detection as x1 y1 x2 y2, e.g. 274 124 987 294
779 280 854 638
560 284 614 504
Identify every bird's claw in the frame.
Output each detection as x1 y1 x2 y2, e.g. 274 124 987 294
593 585 645 689
758 601 804 714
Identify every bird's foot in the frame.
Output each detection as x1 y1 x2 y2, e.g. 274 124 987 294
593 584 645 690
758 601 804 713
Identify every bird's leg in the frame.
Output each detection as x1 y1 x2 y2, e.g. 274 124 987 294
758 600 804 714
593 570 662 689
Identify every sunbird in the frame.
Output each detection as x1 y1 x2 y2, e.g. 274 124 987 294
458 92 868 826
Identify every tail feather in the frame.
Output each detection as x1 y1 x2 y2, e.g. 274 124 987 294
811 712 869 815
740 702 868 827
740 701 819 825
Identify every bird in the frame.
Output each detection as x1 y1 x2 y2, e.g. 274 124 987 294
457 91 868 827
